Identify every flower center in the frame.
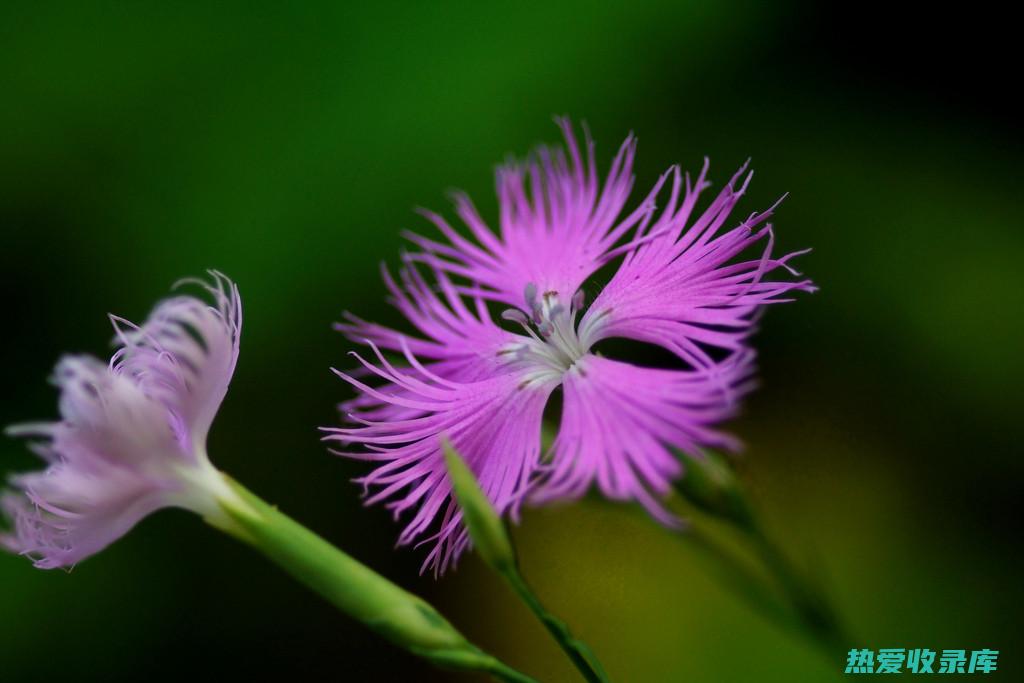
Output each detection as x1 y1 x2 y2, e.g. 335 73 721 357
500 283 592 381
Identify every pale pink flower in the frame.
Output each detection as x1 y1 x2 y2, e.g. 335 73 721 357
2 273 242 568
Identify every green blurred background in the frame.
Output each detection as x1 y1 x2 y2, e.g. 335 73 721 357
2 2 1021 681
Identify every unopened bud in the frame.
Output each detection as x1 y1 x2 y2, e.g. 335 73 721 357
442 438 516 572
673 449 754 529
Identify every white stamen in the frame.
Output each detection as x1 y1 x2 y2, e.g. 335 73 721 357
501 308 529 325
499 284 596 380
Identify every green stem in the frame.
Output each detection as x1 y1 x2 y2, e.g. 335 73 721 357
679 512 845 659
672 449 846 657
682 524 801 634
501 566 610 683
486 659 540 683
742 518 846 655
442 439 609 682
207 474 536 683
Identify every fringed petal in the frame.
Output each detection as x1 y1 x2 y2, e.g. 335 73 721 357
2 357 188 568
531 352 757 524
407 118 663 308
336 261 513 370
579 162 815 367
110 270 241 452
336 262 519 423
1 464 167 569
324 343 556 576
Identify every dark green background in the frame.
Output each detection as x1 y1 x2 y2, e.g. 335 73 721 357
2 2 1020 681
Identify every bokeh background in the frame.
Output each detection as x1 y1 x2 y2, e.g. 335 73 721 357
2 2 1021 681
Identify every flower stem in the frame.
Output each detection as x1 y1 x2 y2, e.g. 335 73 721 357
741 516 846 655
206 474 537 682
500 565 611 683
442 439 611 683
681 524 799 633
673 449 847 657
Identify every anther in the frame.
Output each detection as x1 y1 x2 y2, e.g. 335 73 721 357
524 282 538 308
501 308 529 325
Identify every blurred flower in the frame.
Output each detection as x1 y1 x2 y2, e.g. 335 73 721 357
326 120 814 575
2 272 242 568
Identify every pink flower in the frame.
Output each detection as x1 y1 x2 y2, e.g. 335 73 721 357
2 273 242 568
326 120 814 575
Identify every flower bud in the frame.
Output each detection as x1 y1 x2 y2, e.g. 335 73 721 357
673 449 755 529
442 438 516 573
